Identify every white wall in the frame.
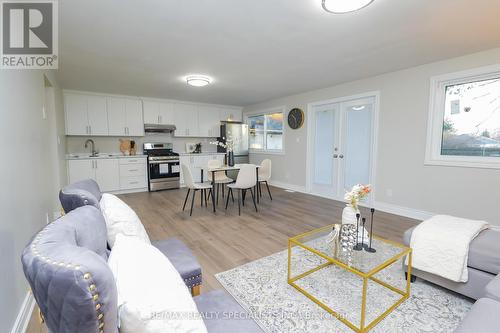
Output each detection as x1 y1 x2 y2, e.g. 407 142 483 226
0 70 66 333
244 47 500 224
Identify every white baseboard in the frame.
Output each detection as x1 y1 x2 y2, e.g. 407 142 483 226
11 291 35 333
268 180 306 193
268 180 433 221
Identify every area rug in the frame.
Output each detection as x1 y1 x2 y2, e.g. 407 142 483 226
215 244 473 333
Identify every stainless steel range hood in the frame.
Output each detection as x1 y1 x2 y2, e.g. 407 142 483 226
144 124 177 133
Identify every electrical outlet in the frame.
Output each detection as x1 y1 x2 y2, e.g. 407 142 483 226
45 212 50 224
42 106 47 119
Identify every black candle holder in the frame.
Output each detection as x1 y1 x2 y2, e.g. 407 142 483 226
353 213 363 251
365 208 377 253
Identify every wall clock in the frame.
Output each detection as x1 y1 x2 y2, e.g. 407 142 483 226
288 108 304 129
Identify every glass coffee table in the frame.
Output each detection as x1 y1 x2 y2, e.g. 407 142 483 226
287 224 412 333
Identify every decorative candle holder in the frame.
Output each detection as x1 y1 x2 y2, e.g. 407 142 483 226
366 208 377 253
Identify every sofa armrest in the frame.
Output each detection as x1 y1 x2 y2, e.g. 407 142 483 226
152 238 202 292
485 274 500 302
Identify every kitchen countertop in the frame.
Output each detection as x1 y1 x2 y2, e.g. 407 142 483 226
66 153 147 160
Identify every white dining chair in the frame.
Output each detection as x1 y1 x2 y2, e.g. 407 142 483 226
181 164 213 216
207 159 234 205
258 159 272 200
225 164 258 215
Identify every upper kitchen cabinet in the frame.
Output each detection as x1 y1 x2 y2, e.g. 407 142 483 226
65 93 109 136
220 108 242 122
198 106 220 137
174 103 199 137
143 100 174 125
65 93 88 135
107 97 144 136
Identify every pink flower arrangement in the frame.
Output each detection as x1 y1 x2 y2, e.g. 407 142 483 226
344 184 372 210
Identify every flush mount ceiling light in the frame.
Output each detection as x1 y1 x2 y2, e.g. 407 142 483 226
322 0 375 13
185 75 212 87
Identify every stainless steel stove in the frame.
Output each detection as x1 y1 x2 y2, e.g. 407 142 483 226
143 143 180 191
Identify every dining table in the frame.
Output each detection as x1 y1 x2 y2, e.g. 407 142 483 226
200 164 260 213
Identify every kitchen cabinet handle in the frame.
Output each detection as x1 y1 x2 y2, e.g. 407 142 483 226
89 126 92 135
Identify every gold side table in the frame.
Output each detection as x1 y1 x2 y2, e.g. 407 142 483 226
288 224 412 333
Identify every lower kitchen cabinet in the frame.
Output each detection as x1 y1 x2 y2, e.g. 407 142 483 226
179 154 225 185
67 157 147 193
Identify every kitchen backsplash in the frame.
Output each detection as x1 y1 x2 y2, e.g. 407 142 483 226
66 133 219 155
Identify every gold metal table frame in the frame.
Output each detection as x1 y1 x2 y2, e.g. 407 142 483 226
287 225 413 333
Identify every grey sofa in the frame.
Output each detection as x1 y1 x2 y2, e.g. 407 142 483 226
22 190 262 333
59 179 202 292
403 225 500 333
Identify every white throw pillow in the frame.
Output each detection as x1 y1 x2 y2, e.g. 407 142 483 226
108 234 207 333
99 193 151 247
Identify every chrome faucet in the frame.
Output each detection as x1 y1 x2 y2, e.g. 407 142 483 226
84 139 98 157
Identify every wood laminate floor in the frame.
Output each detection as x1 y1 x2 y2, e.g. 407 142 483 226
26 186 419 333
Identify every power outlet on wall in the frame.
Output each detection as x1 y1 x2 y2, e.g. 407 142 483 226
45 212 50 225
42 106 47 119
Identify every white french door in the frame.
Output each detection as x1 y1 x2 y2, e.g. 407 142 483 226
309 95 376 202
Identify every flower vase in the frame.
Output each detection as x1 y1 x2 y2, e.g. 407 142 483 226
227 151 235 166
342 204 359 225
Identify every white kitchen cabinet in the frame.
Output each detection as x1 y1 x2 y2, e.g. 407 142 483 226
107 97 144 136
87 96 108 135
198 106 221 137
220 108 242 122
174 103 199 137
179 154 226 185
119 158 147 190
65 94 88 135
65 93 108 136
143 100 174 125
159 102 174 125
68 159 94 183
95 159 120 192
143 100 160 124
68 158 120 192
125 99 144 136
107 98 127 135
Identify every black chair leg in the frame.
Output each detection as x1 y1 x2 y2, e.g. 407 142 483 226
242 189 246 206
230 188 235 202
250 188 258 212
225 188 231 209
237 189 241 216
222 185 225 199
258 182 262 198
190 190 196 216
216 184 219 205
204 189 208 206
182 189 191 211
265 181 273 200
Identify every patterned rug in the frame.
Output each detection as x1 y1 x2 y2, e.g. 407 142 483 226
215 243 473 333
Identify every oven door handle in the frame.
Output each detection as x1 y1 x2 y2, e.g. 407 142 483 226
148 160 180 164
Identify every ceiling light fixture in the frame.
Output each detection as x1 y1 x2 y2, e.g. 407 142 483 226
322 0 374 13
185 75 212 87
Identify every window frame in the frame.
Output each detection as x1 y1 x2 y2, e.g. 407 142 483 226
425 64 500 169
245 107 286 154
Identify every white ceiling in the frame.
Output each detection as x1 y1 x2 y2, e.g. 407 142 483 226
57 0 500 106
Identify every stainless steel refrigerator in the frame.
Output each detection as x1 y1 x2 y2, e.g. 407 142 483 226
218 122 249 177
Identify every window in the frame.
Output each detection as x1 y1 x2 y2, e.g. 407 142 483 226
426 65 500 169
247 110 284 152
